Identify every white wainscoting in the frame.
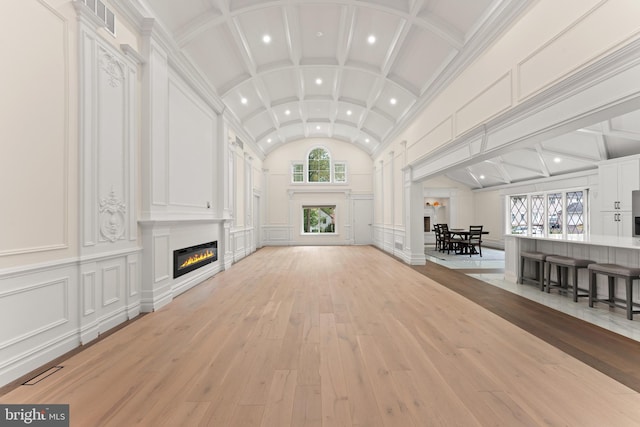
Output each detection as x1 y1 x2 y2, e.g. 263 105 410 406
0 248 141 387
374 225 409 261
78 249 141 343
262 226 294 246
231 227 255 263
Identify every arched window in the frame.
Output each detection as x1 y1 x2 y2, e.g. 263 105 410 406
308 147 331 182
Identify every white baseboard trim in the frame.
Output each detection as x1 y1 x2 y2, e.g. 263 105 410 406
0 331 80 388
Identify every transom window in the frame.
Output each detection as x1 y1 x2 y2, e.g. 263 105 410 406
303 206 336 233
508 189 587 237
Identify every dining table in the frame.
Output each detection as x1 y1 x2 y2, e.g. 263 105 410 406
448 228 489 255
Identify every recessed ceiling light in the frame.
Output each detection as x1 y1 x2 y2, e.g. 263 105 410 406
390 98 397 105
346 110 352 116
284 109 291 115
262 34 271 44
365 138 370 143
315 78 322 85
367 35 376 44
267 138 272 143
316 31 324 37
479 174 486 180
553 157 562 163
316 125 321 130
240 97 247 105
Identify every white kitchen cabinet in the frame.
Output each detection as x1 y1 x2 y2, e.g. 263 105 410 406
599 157 640 236
601 210 632 237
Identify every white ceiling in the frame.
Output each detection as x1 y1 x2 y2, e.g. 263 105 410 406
444 113 640 189
136 0 529 156
131 0 640 189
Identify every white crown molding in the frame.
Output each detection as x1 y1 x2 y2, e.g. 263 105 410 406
120 44 145 64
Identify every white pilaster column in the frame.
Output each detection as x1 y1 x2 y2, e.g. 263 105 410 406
217 118 231 219
140 18 169 219
404 166 426 265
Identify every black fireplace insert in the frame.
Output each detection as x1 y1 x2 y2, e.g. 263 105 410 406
173 241 217 278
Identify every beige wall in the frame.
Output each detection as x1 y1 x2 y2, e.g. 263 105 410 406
263 138 373 244
1 1 77 268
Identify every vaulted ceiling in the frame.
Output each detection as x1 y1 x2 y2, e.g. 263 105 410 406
130 0 640 189
136 0 530 156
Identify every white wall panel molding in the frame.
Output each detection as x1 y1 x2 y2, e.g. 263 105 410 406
81 271 96 316
0 247 141 281
126 255 140 318
517 0 640 101
78 16 138 249
152 233 170 284
167 69 217 212
0 277 69 350
410 38 640 183
262 226 293 245
223 219 234 269
455 72 513 137
407 116 453 167
101 264 122 307
1 0 69 257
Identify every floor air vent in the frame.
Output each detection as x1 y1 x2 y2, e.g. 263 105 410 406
22 366 64 386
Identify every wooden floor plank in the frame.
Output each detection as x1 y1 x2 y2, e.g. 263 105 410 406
3 246 640 426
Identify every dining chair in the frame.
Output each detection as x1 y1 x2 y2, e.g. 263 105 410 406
439 224 457 254
434 224 442 251
463 225 483 257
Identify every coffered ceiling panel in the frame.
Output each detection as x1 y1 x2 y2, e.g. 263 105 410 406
137 0 530 156
297 3 343 60
421 0 496 38
182 25 249 92
389 25 456 93
261 69 299 104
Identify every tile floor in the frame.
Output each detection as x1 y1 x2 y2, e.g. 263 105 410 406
425 246 640 342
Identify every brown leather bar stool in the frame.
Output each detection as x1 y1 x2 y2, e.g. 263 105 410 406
588 263 640 320
545 255 592 302
519 251 547 291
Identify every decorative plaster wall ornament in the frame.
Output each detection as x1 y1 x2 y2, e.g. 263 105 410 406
99 189 126 242
99 48 124 87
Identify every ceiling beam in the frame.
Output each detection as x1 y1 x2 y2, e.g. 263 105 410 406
486 158 513 184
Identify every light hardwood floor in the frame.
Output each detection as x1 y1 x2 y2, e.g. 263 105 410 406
3 245 640 426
